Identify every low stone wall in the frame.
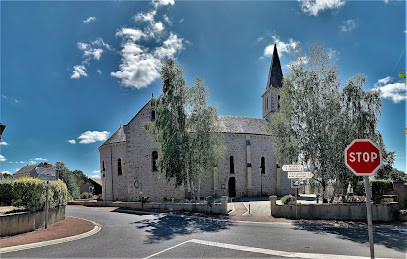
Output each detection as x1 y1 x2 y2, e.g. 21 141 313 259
69 196 229 215
0 206 66 237
269 196 399 222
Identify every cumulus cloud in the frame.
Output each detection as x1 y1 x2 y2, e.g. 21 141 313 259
78 131 110 144
71 38 111 79
90 174 100 178
298 0 345 16
67 139 76 144
263 35 299 58
0 141 8 146
84 16 96 24
340 19 357 32
93 170 100 173
111 0 185 89
0 155 7 162
1 171 10 174
71 65 88 79
373 77 407 103
33 158 47 161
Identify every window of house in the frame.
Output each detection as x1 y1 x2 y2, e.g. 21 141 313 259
230 156 234 174
152 151 158 171
278 95 280 110
102 161 105 177
118 158 122 175
151 110 156 121
261 157 265 174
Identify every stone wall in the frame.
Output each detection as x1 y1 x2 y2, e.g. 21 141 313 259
0 206 66 237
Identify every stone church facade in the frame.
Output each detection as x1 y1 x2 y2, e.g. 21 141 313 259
99 44 293 201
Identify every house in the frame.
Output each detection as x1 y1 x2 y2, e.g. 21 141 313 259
99 43 293 201
80 178 102 195
13 162 55 179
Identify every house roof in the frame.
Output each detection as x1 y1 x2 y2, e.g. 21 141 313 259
14 163 41 176
218 116 270 136
266 43 283 89
100 126 126 147
90 178 102 187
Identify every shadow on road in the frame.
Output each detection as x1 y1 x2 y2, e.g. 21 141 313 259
129 213 235 244
292 221 407 252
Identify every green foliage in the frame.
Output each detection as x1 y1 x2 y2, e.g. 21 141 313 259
280 194 294 205
97 194 103 201
12 177 67 211
0 172 13 180
55 161 85 199
80 192 93 199
0 179 13 206
206 196 215 206
377 167 407 183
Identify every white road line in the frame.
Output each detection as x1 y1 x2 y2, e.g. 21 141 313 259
143 240 191 259
189 239 385 259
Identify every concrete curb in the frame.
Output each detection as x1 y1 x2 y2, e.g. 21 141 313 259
0 217 102 254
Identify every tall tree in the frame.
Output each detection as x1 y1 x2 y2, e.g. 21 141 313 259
268 43 394 201
55 161 82 199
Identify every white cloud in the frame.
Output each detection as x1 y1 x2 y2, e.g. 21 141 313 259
0 141 8 146
90 174 100 178
257 37 264 42
93 170 100 173
20 161 26 164
78 131 110 144
112 2 185 89
298 0 345 16
384 0 389 3
286 56 309 69
1 171 10 174
0 155 7 162
97 69 102 75
264 36 299 58
33 158 46 161
71 65 88 79
163 14 171 25
373 77 407 103
84 16 96 24
340 19 357 32
2 95 22 104
67 139 76 144
152 0 175 8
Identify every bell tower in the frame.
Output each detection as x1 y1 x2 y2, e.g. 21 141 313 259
262 43 283 121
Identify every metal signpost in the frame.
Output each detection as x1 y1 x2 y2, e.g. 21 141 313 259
290 179 303 219
283 164 309 220
345 139 382 259
44 181 52 229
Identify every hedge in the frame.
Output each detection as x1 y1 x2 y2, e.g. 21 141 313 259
0 180 13 206
12 177 67 211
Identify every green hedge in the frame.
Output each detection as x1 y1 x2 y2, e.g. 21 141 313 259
12 177 67 211
371 180 393 204
0 180 13 206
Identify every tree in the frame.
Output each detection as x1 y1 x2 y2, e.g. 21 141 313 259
55 161 82 199
186 77 225 200
268 42 394 202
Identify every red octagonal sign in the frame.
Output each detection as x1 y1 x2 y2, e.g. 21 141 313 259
345 139 383 176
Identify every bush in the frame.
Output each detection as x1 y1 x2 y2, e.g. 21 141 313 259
97 194 103 201
12 177 67 211
280 195 294 204
0 180 13 206
80 192 93 199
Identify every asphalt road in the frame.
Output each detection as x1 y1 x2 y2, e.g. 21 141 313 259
3 206 407 258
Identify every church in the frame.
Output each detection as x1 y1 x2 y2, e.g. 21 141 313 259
99 44 293 201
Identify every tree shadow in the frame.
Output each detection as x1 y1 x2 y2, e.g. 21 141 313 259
126 211 235 244
293 221 407 252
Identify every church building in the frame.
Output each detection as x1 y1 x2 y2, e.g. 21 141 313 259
99 44 293 201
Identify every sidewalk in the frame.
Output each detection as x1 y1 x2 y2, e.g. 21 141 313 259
0 216 97 249
229 199 292 223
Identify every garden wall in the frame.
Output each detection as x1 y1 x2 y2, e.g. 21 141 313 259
269 196 399 221
0 206 65 237
69 196 229 215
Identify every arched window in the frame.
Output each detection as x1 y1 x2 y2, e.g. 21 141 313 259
118 158 122 175
102 161 105 177
230 156 234 174
152 151 158 171
151 110 156 121
261 157 265 174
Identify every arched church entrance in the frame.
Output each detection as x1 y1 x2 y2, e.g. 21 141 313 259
228 177 236 197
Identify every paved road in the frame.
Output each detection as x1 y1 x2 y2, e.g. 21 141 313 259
3 206 406 258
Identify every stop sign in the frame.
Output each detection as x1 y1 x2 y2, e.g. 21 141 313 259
345 139 382 176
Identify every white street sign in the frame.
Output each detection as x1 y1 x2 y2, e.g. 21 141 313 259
291 179 304 189
282 164 304 172
288 171 314 179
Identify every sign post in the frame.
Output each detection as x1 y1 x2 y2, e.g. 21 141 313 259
45 181 50 229
345 139 382 259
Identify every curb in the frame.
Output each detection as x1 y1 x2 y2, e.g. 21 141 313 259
0 217 102 254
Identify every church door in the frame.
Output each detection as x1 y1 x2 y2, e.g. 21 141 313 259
228 177 236 197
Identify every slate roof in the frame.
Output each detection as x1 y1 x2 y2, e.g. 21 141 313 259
14 163 45 177
266 43 283 89
100 126 126 147
217 116 270 136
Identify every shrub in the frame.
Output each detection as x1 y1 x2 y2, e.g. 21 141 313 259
80 192 93 199
206 196 215 206
97 194 103 201
12 177 67 211
280 194 294 204
0 180 13 206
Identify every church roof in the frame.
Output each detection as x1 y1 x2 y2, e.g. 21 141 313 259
100 126 126 147
218 116 270 136
266 43 283 89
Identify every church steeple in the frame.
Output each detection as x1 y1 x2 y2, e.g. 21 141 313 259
265 43 283 89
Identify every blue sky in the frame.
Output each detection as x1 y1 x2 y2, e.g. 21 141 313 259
1 0 405 178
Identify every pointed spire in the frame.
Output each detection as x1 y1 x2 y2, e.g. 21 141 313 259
266 43 283 89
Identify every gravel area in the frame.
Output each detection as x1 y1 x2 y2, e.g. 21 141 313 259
0 216 96 248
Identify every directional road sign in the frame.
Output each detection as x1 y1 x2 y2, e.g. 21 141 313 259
291 179 304 189
36 167 57 181
287 171 314 179
282 164 304 172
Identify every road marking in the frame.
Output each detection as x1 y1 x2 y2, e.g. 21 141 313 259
143 240 191 259
189 239 382 259
0 217 102 254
